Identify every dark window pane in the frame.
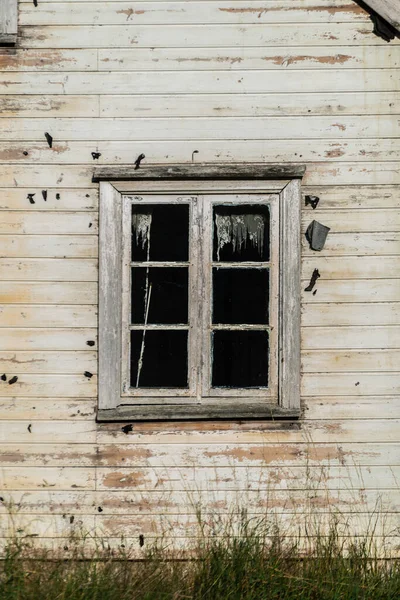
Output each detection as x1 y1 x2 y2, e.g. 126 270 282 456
212 330 269 388
213 268 269 325
131 267 188 324
213 205 270 262
132 204 189 262
131 330 188 388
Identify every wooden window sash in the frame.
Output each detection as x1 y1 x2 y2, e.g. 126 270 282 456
120 194 200 400
200 194 279 401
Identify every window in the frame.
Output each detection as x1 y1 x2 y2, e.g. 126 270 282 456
96 166 303 420
0 0 17 45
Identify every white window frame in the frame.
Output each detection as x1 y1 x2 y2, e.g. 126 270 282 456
0 0 17 45
96 165 304 421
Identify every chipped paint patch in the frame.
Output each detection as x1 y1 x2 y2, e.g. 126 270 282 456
101 470 148 489
215 213 265 260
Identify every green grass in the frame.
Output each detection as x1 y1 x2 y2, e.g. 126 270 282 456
1 526 399 600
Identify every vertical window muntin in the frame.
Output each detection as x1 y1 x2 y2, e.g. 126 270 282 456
121 195 200 399
120 193 279 403
201 194 279 400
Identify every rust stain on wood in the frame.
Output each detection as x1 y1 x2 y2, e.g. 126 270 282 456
219 5 363 17
98 446 154 465
0 448 96 465
176 56 243 65
325 145 346 158
117 9 145 21
0 50 74 70
270 54 352 66
203 445 302 464
101 470 149 488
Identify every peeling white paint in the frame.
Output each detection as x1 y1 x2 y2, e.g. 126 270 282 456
215 213 265 260
132 212 152 252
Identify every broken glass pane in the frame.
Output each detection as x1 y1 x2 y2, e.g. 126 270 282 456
212 330 269 388
213 268 269 325
213 205 270 262
131 267 188 324
132 204 189 262
130 330 188 388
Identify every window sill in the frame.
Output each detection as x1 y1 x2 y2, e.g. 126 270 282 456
97 403 301 422
0 34 17 45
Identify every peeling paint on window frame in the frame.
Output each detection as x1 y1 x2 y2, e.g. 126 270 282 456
97 169 303 421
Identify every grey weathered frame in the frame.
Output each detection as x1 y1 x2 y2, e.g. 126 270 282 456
96 164 304 421
0 0 17 45
361 0 400 32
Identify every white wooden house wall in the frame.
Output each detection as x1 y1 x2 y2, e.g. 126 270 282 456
0 0 399 554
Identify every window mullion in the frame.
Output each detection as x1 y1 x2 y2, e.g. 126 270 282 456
189 195 203 401
200 195 213 399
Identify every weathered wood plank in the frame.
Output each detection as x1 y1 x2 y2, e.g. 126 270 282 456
96 513 400 539
0 374 97 398
0 49 97 71
302 209 400 233
96 465 400 491
18 23 389 48
0 166 95 188
303 185 400 209
97 440 400 467
0 259 98 281
0 212 97 235
0 514 95 538
95 164 304 182
301 280 400 303
302 257 400 279
0 329 97 351
302 351 400 373
2 70 399 96
0 441 398 467
0 235 98 258
1 488 398 515
100 92 400 117
361 0 400 30
301 326 400 349
0 537 398 559
2 116 398 141
0 401 96 422
0 96 99 118
302 303 400 327
19 2 370 26
0 419 393 446
0 306 97 328
302 373 400 396
0 465 397 493
0 283 97 305
98 46 400 71
96 419 400 445
0 513 398 541
305 397 400 419
302 233 400 256
0 139 398 164
0 352 97 374
0 466 95 490
0 189 97 211
104 162 400 186
0 422 97 444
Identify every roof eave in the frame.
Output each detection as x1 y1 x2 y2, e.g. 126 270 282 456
360 0 400 33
